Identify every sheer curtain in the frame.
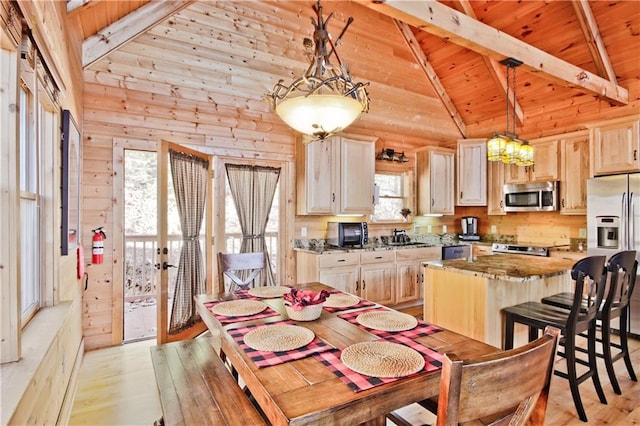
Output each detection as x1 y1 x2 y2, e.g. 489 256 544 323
225 164 280 286
168 149 208 334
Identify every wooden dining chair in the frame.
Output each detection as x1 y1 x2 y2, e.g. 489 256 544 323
217 251 268 292
388 326 560 426
541 250 638 395
502 255 607 422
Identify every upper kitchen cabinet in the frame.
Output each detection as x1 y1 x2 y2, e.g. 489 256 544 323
487 160 506 215
457 139 487 206
296 135 376 215
417 147 455 215
590 119 640 176
504 140 559 184
560 133 589 215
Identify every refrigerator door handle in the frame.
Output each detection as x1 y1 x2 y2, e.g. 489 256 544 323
631 192 635 250
622 192 628 250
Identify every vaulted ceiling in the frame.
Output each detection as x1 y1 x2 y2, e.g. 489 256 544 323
67 0 639 148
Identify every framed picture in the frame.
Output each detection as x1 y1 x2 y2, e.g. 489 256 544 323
61 109 81 256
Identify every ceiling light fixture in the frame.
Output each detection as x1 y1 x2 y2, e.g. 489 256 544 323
268 0 370 142
487 58 534 166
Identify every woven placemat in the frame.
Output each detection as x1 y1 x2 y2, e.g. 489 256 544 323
356 311 418 332
248 285 291 298
211 299 266 317
340 341 425 378
243 324 315 352
324 293 360 308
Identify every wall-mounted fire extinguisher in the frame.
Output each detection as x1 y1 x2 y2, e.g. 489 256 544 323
92 227 107 264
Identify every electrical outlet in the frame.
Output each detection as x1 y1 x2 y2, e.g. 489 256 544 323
442 225 448 234
427 225 432 234
491 225 497 234
301 227 307 237
579 228 587 238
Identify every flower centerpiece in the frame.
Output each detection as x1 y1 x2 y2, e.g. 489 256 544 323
400 208 412 221
283 288 330 321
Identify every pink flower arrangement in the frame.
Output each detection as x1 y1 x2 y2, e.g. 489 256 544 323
283 288 330 311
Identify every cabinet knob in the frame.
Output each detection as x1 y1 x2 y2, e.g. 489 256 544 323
562 198 565 208
635 150 638 161
332 193 335 202
431 198 435 206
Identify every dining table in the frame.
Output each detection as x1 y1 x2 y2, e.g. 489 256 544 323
194 282 498 426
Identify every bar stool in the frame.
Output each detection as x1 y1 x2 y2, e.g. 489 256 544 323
502 255 607 422
541 250 638 395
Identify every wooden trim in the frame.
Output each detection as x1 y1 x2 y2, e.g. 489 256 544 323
111 144 125 345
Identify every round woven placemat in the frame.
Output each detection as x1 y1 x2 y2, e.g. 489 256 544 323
323 293 360 308
341 341 425 378
211 300 267 317
356 311 418 331
243 324 315 352
248 286 291 298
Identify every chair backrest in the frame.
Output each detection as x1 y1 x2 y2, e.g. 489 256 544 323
603 251 637 316
217 252 267 291
436 326 560 426
569 255 607 332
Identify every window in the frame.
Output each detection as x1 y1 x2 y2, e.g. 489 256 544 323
372 172 412 222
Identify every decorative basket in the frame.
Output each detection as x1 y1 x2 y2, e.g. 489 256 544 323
285 303 324 321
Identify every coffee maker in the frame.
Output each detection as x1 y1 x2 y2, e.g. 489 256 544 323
460 216 480 241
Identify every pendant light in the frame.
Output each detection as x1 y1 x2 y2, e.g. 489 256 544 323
487 58 533 166
269 1 370 142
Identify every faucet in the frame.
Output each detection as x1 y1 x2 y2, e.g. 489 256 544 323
392 229 409 244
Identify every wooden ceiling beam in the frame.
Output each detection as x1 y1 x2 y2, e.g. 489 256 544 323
394 20 466 137
357 0 628 105
82 0 194 68
571 0 617 84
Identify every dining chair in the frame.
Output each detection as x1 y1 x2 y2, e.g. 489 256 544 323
502 255 607 422
541 250 638 395
217 251 268 292
388 326 560 426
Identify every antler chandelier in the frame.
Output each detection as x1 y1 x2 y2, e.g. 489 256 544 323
269 0 370 141
487 58 534 166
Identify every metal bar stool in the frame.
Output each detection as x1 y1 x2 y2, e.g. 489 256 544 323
541 250 638 395
502 255 607 422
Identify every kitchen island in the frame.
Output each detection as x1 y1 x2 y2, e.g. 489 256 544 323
423 254 577 348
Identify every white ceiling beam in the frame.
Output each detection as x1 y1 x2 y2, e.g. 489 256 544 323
357 0 628 105
83 0 194 69
571 0 617 84
394 20 466 137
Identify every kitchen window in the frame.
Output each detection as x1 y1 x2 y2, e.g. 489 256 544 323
372 172 413 222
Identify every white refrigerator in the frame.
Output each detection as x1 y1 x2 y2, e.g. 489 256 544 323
587 174 640 338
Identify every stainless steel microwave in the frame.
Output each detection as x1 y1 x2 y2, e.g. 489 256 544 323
503 181 558 212
327 222 369 247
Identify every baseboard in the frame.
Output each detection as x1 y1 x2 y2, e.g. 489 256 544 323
56 338 85 425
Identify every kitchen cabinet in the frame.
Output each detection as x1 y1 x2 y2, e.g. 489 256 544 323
560 134 589 214
487 160 506 215
472 243 494 256
395 247 441 304
504 140 559 183
590 119 640 176
315 252 360 294
456 139 487 206
359 251 395 306
417 147 455 215
296 134 376 215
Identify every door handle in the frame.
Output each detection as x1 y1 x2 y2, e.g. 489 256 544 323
162 261 176 270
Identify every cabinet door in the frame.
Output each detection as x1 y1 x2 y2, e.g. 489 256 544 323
487 160 506 215
360 263 394 305
590 120 640 175
338 137 375 214
530 140 559 181
319 267 360 295
504 163 530 184
560 136 589 214
457 140 487 206
430 150 455 214
303 139 335 214
395 261 421 304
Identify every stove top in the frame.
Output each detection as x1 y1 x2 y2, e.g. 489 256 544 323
491 243 550 257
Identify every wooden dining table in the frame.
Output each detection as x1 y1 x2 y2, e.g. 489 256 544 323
194 282 498 426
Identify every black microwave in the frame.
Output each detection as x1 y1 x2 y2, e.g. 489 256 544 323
503 181 558 212
327 222 368 247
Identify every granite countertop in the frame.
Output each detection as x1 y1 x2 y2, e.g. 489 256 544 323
294 242 444 255
424 253 575 282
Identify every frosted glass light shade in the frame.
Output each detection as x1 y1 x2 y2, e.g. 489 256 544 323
275 94 363 140
517 143 534 166
502 139 520 164
487 134 507 161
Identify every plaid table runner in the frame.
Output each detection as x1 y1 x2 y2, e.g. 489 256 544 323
228 320 334 368
322 290 376 313
230 289 258 300
338 307 443 339
313 338 444 392
204 300 281 324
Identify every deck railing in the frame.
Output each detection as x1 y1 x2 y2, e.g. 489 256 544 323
124 232 279 300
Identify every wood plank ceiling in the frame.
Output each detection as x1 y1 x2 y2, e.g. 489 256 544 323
67 0 640 149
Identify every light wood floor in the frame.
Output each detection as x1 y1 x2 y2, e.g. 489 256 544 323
69 332 640 426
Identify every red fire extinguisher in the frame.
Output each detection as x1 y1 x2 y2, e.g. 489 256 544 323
92 227 106 264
